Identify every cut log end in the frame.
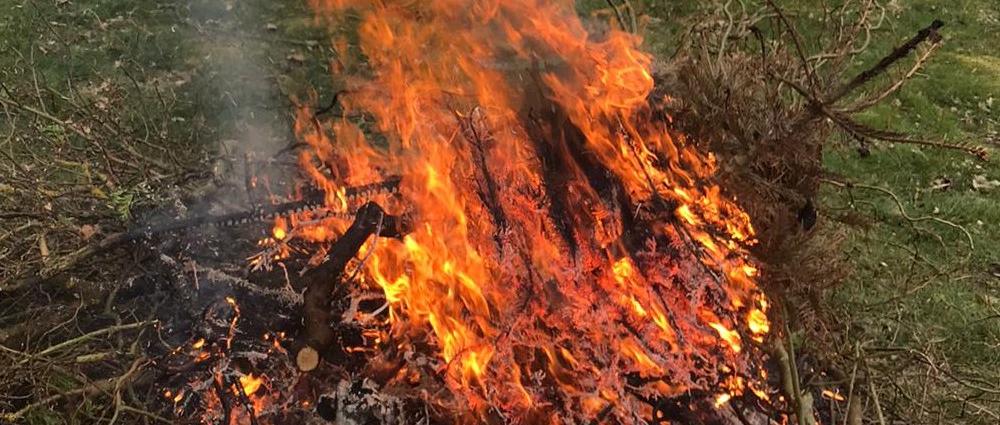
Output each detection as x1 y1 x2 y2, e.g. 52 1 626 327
297 346 320 372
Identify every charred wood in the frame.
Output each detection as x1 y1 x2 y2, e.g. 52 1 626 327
129 176 402 236
297 202 405 371
827 20 944 105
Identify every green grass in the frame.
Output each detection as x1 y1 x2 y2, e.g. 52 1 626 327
0 0 204 211
786 0 999 420
0 0 321 421
815 0 1000 373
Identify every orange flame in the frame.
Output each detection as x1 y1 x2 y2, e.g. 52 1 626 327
290 0 771 420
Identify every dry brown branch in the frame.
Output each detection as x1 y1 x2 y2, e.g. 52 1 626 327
3 231 131 292
840 42 941 112
863 355 888 425
810 0 886 72
828 19 943 104
298 203 404 370
118 405 172 424
16 320 155 366
765 0 821 92
843 124 988 160
778 73 986 159
0 96 93 141
844 344 862 425
604 0 629 33
0 357 148 423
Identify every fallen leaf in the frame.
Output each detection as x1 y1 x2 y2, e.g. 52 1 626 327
928 176 952 191
91 187 108 199
79 224 100 241
972 174 1000 191
39 234 50 261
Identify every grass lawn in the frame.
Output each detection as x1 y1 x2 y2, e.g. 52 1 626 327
818 1 1000 421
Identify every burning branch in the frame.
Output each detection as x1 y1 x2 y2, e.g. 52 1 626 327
297 202 405 372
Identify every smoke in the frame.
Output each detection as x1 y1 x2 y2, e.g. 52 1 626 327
186 0 300 211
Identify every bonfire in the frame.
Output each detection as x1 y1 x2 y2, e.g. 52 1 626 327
208 0 777 423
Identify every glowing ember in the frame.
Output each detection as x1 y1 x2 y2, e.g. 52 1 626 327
239 374 264 397
748 307 771 336
272 224 287 241
822 389 846 402
709 321 745 353
714 393 733 408
277 0 774 421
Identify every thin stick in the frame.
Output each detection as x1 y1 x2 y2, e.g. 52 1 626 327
119 405 173 424
0 357 147 422
827 19 944 104
778 74 987 159
864 357 888 425
765 0 821 91
820 178 975 252
843 343 861 425
622 0 637 32
17 321 155 365
604 0 629 32
0 96 92 142
841 42 941 112
232 374 261 425
784 316 809 425
717 0 736 71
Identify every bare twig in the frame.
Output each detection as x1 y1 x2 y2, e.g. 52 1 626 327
0 357 148 422
17 321 156 365
604 0 630 33
717 0 736 70
820 178 975 253
863 355 888 425
841 42 941 112
778 74 986 159
0 96 92 141
844 343 862 425
765 0 821 92
827 19 943 104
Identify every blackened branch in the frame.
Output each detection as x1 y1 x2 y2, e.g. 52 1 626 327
298 202 405 371
827 20 944 104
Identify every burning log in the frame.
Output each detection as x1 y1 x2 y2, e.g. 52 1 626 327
297 202 405 372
